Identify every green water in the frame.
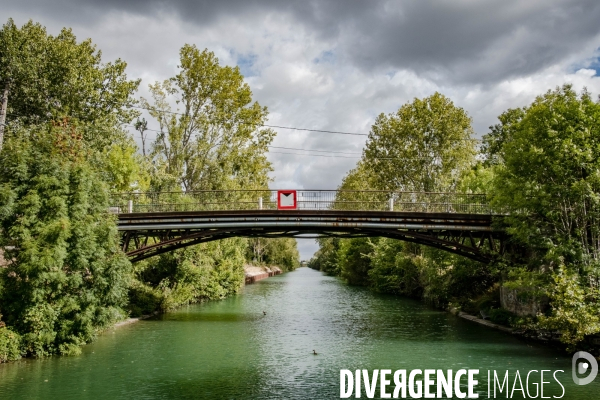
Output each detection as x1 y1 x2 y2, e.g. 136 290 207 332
0 267 597 399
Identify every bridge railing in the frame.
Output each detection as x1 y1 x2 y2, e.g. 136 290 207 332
110 190 492 214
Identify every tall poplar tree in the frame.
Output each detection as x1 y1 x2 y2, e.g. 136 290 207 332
142 45 273 192
129 45 289 316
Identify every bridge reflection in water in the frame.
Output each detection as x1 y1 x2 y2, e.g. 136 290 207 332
111 190 505 263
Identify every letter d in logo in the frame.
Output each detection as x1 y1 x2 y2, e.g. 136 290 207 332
572 351 598 385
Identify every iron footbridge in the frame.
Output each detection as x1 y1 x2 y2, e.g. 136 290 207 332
111 190 505 263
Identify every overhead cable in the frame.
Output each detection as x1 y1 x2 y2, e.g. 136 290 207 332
128 105 368 136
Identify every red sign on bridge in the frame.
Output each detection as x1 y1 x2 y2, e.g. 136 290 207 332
277 190 297 210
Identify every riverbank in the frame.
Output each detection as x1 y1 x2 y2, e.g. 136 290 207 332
1 264 287 364
113 311 160 329
244 264 282 284
449 307 600 357
115 265 283 330
449 307 514 333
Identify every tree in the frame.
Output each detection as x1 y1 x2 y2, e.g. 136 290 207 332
363 92 476 192
326 93 481 295
491 85 600 267
0 325 21 362
457 162 495 194
332 162 387 210
245 237 300 271
248 238 267 264
490 85 600 346
368 239 423 297
129 237 248 315
142 45 274 192
0 122 132 356
481 108 525 167
127 45 298 318
338 238 376 286
102 140 150 192
263 238 300 271
308 238 341 276
0 19 140 150
134 118 149 157
537 266 600 348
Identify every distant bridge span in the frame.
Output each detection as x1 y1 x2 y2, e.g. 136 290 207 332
112 190 506 263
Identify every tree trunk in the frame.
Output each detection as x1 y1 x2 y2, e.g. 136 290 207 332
0 83 8 151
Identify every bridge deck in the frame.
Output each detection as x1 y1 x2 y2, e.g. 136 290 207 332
118 210 503 263
118 209 496 231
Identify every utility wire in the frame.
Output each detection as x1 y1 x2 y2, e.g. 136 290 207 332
269 146 362 155
124 124 364 156
6 109 483 142
125 122 432 160
128 105 368 136
269 151 361 159
127 106 482 141
267 151 443 161
2 114 475 160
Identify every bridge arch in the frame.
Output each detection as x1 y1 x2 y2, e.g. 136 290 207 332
118 209 505 263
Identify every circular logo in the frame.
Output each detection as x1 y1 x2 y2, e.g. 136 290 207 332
572 351 598 385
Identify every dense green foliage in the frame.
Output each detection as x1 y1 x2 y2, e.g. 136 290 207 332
0 325 21 362
0 19 298 361
317 93 486 311
337 238 376 286
128 237 299 317
537 266 600 346
490 86 600 266
0 19 143 359
313 93 482 307
311 87 600 349
0 19 139 133
486 86 600 348
364 92 476 192
308 238 341 276
129 238 248 316
247 238 300 272
0 123 132 356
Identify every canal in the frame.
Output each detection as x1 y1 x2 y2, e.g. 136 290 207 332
0 267 597 399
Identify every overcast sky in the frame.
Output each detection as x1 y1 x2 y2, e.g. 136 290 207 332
4 0 600 258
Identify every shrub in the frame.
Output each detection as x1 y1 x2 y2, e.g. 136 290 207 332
537 266 600 349
0 327 22 362
487 308 516 326
0 124 132 356
128 238 247 313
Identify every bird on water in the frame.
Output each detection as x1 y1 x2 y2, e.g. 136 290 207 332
313 350 318 355
263 311 267 315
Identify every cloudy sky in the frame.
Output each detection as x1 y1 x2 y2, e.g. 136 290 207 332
5 0 600 257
